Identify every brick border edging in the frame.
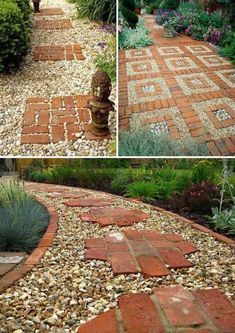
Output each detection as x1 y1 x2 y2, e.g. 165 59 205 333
0 196 58 292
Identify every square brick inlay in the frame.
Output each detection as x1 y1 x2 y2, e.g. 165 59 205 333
215 69 235 88
64 198 112 207
35 19 72 30
33 45 85 61
125 48 153 59
185 45 212 54
128 78 171 105
34 8 64 16
192 97 235 139
21 95 92 144
81 207 150 226
157 46 184 56
131 106 191 140
197 55 230 67
84 230 197 277
165 57 198 71
175 73 219 95
126 59 159 76
77 287 235 333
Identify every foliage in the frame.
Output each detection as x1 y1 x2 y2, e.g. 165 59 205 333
180 181 220 213
119 128 208 156
120 0 139 29
119 17 153 48
209 206 235 235
76 0 116 23
110 169 133 194
218 31 235 63
191 160 217 184
94 35 116 81
159 0 179 10
0 0 30 72
0 182 49 252
126 181 158 202
146 0 162 14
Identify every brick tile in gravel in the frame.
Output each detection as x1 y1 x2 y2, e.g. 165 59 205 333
81 207 150 226
35 19 72 30
197 55 230 67
21 95 92 144
1 182 234 332
65 198 113 207
85 230 197 277
215 69 235 88
125 48 153 59
126 59 159 76
34 8 64 16
175 73 219 96
47 191 89 199
77 287 235 332
33 45 85 62
157 46 184 56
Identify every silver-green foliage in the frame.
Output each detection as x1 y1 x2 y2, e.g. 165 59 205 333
209 206 235 235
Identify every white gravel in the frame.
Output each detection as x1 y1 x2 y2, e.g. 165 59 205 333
0 0 116 156
0 185 234 332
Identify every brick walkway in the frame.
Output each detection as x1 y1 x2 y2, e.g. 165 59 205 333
77 287 235 333
85 230 197 277
35 19 72 30
64 198 113 207
119 14 235 156
81 207 150 226
34 8 64 16
33 45 85 62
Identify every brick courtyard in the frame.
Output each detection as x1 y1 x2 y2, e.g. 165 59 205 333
85 230 197 277
119 15 235 155
78 287 235 333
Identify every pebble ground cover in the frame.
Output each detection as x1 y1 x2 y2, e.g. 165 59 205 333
119 14 235 156
0 182 234 332
0 0 116 156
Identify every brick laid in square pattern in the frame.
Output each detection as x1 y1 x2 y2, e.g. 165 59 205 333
84 230 197 277
77 287 235 332
81 207 150 226
21 95 91 144
119 15 235 155
33 45 85 61
35 19 72 30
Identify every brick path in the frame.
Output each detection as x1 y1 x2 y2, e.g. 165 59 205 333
64 198 113 207
21 95 93 144
33 45 85 62
119 14 235 156
77 287 235 333
34 8 64 16
85 230 197 277
35 19 72 30
81 207 150 226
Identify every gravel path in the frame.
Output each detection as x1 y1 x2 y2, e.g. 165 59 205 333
0 184 234 332
0 0 116 156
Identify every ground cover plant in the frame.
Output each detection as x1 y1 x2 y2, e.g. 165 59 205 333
0 0 31 72
0 182 49 252
95 34 116 81
76 0 116 23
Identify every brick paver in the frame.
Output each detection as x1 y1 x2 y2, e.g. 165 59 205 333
85 230 197 277
33 44 85 62
119 14 235 156
21 95 92 144
80 207 150 226
64 198 113 207
77 287 235 332
34 8 64 16
35 19 72 29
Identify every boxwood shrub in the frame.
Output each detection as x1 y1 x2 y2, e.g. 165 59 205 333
0 0 30 72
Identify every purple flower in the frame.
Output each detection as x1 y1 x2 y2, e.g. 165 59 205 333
97 42 107 49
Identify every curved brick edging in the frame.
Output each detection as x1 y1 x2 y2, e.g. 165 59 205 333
0 196 58 292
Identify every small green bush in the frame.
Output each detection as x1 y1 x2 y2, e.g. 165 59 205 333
159 0 179 10
14 0 31 24
126 181 158 202
146 1 161 14
0 182 49 252
120 4 139 29
209 206 235 235
110 169 133 194
191 160 217 184
76 0 116 23
0 0 30 72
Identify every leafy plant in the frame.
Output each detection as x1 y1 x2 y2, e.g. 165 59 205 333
120 0 139 28
209 206 235 235
126 181 158 202
159 0 179 10
76 0 116 23
110 169 133 194
119 17 152 49
0 182 49 252
191 160 217 184
94 35 116 81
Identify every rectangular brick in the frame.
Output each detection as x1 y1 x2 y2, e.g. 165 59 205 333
85 248 108 261
78 309 118 333
111 252 139 274
158 248 193 268
137 255 170 278
129 240 155 255
85 238 105 249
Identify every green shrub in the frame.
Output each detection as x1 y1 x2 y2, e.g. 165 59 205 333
14 0 31 24
110 169 133 194
219 31 235 64
209 206 235 235
120 4 139 28
146 1 161 14
123 0 136 11
126 181 158 202
0 0 30 72
94 35 116 81
76 0 116 23
191 160 217 184
119 17 153 48
159 0 179 10
119 129 208 156
0 182 49 252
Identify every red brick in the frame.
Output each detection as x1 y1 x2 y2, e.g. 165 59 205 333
158 248 193 268
21 134 49 144
174 241 197 254
51 96 63 109
25 247 46 265
137 255 170 278
124 229 144 240
194 289 235 333
119 293 164 333
52 125 65 143
106 242 129 252
150 240 172 248
129 240 155 255
0 264 15 276
164 234 183 242
85 248 108 261
155 286 206 326
22 125 48 134
111 252 139 274
77 309 118 333
85 238 105 248
141 230 165 240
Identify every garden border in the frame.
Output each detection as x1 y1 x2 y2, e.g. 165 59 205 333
0 196 58 292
